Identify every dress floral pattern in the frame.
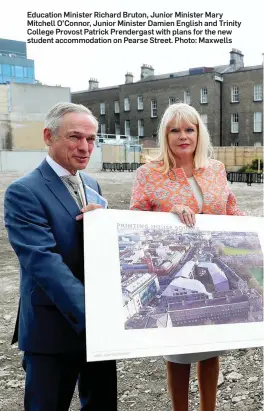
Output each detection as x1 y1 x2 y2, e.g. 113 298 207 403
130 159 245 216
130 159 245 364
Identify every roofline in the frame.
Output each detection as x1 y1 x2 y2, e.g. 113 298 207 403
220 66 262 75
71 64 262 94
0 38 26 44
71 72 214 94
71 86 119 94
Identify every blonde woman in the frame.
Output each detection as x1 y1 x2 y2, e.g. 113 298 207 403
130 103 245 411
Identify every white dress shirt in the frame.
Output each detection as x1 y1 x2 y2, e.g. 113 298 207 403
46 155 87 207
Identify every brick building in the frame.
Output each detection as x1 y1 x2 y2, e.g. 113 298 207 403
71 49 263 147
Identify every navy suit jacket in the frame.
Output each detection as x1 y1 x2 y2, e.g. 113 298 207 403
4 159 102 354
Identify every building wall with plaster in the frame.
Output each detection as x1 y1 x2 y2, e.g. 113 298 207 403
0 85 11 149
0 83 71 150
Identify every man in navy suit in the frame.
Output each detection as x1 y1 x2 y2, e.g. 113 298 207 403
4 102 117 410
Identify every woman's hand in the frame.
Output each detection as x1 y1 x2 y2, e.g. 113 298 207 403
76 204 103 221
170 205 196 227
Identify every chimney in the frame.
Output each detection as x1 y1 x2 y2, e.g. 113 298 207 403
125 72 134 84
229 49 244 69
141 64 154 80
88 78 99 90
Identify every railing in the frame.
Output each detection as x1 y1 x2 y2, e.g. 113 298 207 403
102 166 264 182
97 134 140 144
226 172 263 186
102 162 144 172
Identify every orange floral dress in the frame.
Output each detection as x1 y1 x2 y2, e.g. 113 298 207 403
130 159 245 364
130 159 245 216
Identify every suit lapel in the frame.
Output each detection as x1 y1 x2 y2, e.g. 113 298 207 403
38 160 80 220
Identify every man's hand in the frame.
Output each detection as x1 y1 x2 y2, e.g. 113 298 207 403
76 204 102 221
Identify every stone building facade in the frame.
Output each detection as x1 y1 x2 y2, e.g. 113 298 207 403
71 49 263 147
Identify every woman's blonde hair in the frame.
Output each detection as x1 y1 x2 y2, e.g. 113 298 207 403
151 103 214 173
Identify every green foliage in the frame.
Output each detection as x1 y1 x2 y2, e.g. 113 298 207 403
251 158 263 170
238 158 263 173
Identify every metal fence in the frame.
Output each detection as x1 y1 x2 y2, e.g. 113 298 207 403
102 165 264 186
97 133 140 144
227 172 263 186
102 162 144 172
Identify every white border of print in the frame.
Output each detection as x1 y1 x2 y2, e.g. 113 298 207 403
83 210 264 362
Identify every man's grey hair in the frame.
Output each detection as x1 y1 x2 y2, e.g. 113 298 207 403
44 102 98 135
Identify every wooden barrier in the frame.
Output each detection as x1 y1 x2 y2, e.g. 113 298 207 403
141 146 264 171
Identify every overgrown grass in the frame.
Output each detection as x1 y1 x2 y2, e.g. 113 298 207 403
223 246 262 255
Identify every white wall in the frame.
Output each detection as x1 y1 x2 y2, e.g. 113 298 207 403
9 83 71 114
86 143 102 171
0 146 102 173
0 150 47 172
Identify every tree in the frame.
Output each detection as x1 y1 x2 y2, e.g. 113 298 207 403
238 158 263 173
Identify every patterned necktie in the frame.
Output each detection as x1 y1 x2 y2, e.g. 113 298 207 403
61 174 85 209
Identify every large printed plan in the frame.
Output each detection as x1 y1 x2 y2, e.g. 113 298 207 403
83 210 264 361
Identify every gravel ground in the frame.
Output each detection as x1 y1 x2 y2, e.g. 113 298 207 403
0 170 263 411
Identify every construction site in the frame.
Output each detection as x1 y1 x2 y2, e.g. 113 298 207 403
0 170 263 411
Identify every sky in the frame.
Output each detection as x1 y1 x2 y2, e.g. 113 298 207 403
1 0 263 92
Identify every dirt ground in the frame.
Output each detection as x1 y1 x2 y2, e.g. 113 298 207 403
0 170 263 411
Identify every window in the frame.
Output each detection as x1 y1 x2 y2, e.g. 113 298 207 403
11 66 15 77
100 123 106 135
200 114 208 128
200 88 208 104
115 122 120 135
0 65 2 75
138 119 144 137
100 102 105 115
124 120 130 136
2 64 11 76
28 67 34 78
23 67 28 77
137 96 143 110
184 90 191 104
114 100 120 113
254 112 262 132
231 86 239 103
15 66 23 78
254 85 262 101
231 113 239 133
124 97 130 111
151 99 157 117
169 97 176 105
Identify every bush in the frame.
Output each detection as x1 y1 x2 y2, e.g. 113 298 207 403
251 158 263 171
238 158 263 173
238 165 249 172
